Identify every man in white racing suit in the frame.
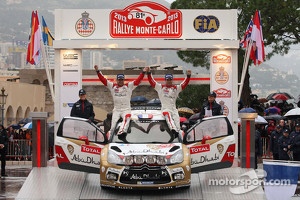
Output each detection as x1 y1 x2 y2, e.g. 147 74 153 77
146 67 191 134
94 65 146 136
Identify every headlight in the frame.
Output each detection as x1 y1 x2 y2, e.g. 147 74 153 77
134 155 144 164
157 156 167 165
169 150 183 164
124 156 134 165
145 155 156 164
107 151 122 164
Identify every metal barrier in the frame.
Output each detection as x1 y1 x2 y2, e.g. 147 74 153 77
6 139 54 161
261 136 271 158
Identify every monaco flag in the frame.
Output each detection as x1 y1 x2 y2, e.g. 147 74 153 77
26 11 42 65
250 10 265 65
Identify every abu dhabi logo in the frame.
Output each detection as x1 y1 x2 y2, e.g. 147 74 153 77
208 169 291 194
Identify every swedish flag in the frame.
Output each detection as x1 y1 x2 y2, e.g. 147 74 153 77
41 16 54 46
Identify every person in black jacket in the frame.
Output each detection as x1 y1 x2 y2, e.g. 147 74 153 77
70 89 95 123
0 124 8 177
291 124 300 161
200 91 223 119
278 129 292 160
255 125 263 169
270 125 282 160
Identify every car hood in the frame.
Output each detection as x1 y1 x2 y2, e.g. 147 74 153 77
109 143 182 156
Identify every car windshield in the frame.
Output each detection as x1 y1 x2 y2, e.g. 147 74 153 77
112 120 179 143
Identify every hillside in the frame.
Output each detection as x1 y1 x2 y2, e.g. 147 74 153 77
0 0 170 42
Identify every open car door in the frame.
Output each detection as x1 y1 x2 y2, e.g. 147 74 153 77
55 117 107 173
184 115 235 173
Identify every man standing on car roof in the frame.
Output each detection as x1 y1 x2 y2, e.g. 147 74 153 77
94 65 147 136
146 67 191 135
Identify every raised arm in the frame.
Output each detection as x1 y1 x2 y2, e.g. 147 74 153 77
133 67 147 86
146 67 157 88
94 65 108 86
180 70 191 90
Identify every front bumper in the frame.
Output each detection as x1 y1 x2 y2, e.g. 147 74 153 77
100 161 191 189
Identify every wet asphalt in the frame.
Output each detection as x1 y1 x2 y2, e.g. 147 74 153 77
0 164 32 200
1 162 300 199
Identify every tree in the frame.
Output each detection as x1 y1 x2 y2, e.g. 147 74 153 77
177 84 210 110
171 0 300 106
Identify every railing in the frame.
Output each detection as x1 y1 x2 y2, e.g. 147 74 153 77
261 136 271 159
6 139 54 161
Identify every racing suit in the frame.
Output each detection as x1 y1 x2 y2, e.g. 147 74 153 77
96 70 145 134
147 72 190 133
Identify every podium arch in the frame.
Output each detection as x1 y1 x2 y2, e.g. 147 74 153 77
53 3 239 154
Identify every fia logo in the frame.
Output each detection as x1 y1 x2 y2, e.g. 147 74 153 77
194 15 220 33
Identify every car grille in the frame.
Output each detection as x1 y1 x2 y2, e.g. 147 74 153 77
119 165 171 184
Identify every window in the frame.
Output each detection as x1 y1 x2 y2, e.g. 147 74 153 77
62 119 104 142
186 117 228 142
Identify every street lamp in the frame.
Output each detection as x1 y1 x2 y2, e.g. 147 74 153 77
0 87 8 125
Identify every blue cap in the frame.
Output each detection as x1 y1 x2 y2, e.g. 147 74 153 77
165 74 173 80
117 74 125 80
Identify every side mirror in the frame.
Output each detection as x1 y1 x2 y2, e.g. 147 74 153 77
201 135 211 144
79 135 89 145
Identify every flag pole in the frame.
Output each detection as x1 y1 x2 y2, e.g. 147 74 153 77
238 40 253 101
40 41 55 102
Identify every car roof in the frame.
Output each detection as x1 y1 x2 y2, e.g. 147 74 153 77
131 106 165 121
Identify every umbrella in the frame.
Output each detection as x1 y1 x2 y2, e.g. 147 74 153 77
18 118 32 125
238 115 268 124
188 113 201 125
255 115 268 124
264 107 281 115
267 92 294 101
147 98 161 106
23 122 32 129
239 107 257 113
284 107 300 118
130 96 148 103
272 93 290 101
180 117 188 123
178 107 195 116
9 124 21 129
263 114 284 121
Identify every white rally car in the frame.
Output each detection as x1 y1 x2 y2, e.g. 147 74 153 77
55 106 235 189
